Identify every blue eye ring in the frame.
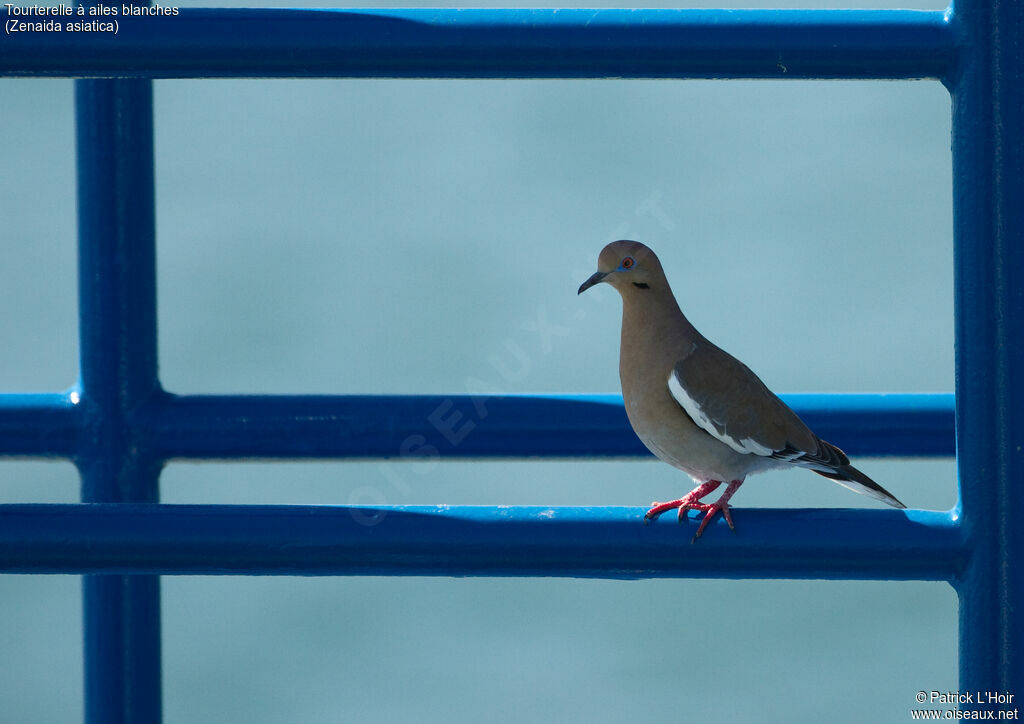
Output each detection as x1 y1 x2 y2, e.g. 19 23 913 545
619 256 635 270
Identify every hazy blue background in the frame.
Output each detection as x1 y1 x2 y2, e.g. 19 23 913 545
2 0 958 721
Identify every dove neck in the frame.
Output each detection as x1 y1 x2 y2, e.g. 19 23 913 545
619 286 699 352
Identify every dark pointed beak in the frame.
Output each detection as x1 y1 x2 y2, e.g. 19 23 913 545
577 271 607 295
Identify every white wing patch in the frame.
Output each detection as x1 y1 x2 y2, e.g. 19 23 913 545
667 370 774 457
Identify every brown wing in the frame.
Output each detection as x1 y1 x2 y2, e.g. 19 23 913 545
669 340 905 507
668 339 822 459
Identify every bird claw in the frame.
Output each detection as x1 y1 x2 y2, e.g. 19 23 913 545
690 501 734 543
678 501 711 519
644 480 723 522
722 505 736 532
644 499 689 520
643 499 709 523
645 479 743 542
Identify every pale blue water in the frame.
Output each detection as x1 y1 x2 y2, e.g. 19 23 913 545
1 0 958 719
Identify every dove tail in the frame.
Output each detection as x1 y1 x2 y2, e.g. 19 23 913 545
813 464 906 509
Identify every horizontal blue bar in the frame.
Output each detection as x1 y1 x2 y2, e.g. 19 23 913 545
781 393 955 457
0 8 954 80
0 392 955 460
152 392 956 459
0 393 80 457
0 503 963 580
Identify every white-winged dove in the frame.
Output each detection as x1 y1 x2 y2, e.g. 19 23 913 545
579 240 905 541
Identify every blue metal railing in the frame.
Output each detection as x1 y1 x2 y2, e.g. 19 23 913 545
2 2 1021 722
4 8 955 79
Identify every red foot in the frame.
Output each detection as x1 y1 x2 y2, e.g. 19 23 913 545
644 479 744 542
644 480 721 521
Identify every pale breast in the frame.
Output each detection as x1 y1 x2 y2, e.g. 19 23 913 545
616 294 777 484
621 358 778 484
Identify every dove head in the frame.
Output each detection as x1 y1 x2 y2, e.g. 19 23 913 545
577 240 667 296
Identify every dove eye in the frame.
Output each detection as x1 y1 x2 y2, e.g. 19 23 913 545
620 257 635 270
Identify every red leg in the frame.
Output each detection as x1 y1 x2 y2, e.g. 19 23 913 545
690 479 744 543
644 480 722 522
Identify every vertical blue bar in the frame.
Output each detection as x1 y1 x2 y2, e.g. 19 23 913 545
75 78 162 724
951 0 1024 703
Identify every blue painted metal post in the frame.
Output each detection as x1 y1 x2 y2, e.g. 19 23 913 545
75 78 162 724
952 0 1024 705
